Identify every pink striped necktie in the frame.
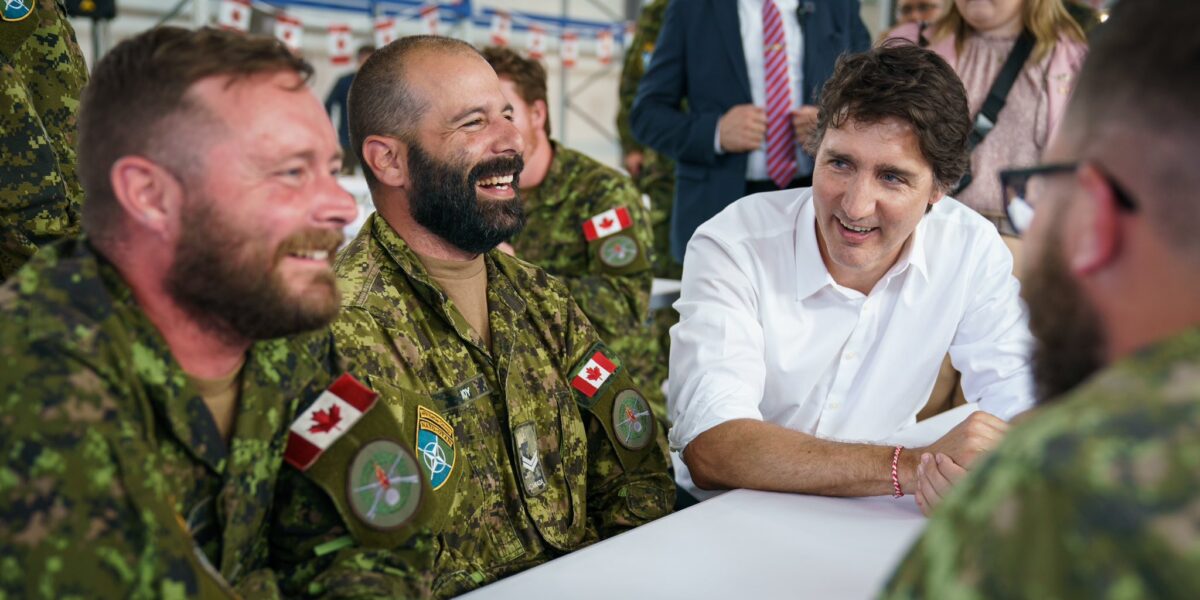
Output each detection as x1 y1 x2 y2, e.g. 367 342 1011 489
763 0 797 189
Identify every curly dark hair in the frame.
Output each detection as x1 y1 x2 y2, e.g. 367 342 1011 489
804 42 971 192
80 26 312 244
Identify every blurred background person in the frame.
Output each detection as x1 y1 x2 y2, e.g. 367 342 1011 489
899 0 945 26
888 0 1087 269
617 0 680 410
325 44 374 174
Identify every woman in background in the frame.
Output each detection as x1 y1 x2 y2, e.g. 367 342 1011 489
889 0 1087 266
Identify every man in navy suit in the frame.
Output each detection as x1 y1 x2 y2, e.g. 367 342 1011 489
631 0 871 261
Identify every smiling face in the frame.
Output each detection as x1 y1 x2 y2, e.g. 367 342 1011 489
811 116 943 294
401 50 526 253
164 70 357 341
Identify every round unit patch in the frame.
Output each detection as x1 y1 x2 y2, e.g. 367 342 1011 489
599 234 639 268
611 389 654 451
347 439 422 531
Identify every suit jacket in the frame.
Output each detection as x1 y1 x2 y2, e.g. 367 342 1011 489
630 0 870 261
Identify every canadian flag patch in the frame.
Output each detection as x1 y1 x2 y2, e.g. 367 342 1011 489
285 374 378 471
582 207 633 241
571 350 619 398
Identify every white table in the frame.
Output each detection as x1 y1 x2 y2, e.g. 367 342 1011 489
459 491 925 600
460 404 977 599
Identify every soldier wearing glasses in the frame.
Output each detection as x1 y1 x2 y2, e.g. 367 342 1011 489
886 1 1200 596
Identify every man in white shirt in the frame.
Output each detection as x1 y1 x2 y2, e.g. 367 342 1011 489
670 44 1033 507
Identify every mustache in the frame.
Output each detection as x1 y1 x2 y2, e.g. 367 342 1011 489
275 229 344 260
468 155 524 186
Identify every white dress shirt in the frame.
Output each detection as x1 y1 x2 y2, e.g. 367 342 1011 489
714 0 812 180
669 188 1034 495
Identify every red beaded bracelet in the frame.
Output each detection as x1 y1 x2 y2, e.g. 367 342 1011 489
891 445 904 498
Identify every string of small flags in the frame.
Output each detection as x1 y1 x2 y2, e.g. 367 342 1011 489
215 0 632 69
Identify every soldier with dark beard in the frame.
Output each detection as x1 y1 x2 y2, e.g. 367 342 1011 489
885 1 1200 597
0 27 386 598
269 36 674 599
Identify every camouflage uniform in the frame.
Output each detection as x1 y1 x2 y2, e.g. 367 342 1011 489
883 328 1200 599
0 239 368 598
616 0 682 385
509 141 666 422
0 0 88 282
270 214 675 599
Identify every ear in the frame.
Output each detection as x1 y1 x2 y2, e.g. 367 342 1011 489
362 135 407 188
109 156 184 239
1066 164 1121 276
530 99 548 133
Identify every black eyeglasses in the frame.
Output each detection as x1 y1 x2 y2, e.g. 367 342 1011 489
998 163 1138 235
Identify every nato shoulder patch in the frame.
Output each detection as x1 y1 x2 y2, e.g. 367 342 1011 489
347 439 422 531
416 405 456 491
611 389 654 451
2 0 32 21
599 234 639 268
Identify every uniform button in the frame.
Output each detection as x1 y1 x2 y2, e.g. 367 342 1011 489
828 400 842 410
844 351 858 361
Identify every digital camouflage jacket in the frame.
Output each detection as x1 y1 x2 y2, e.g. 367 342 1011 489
883 329 1200 599
270 214 674 598
0 239 348 598
0 0 88 281
509 142 666 421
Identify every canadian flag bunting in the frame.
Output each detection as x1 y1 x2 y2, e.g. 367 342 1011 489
374 17 398 48
490 11 512 46
274 13 303 52
595 30 614 65
527 25 546 60
582 206 633 241
571 351 618 398
420 4 440 35
217 0 250 32
284 374 378 471
328 25 352 65
561 32 579 68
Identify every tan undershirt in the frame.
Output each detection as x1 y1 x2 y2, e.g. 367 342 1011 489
416 253 491 349
188 363 244 443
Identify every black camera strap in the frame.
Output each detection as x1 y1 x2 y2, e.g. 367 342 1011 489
953 29 1036 196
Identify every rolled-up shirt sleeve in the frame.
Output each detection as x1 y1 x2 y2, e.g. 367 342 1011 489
668 230 769 451
951 230 1035 420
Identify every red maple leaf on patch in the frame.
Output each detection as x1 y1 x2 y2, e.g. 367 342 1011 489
586 366 602 381
309 404 342 435
599 217 615 229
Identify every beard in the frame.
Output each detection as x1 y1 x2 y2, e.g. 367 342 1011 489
1022 224 1107 405
164 197 343 343
406 142 525 255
